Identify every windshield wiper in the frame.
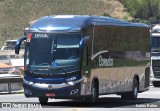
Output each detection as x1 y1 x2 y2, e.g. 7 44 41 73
151 48 160 52
26 69 51 76
37 63 50 66
29 68 49 74
49 67 67 74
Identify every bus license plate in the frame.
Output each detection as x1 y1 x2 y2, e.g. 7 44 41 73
46 93 55 97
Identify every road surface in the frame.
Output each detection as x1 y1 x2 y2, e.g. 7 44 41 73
0 86 160 111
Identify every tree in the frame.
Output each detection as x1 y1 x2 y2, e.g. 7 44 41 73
119 0 160 19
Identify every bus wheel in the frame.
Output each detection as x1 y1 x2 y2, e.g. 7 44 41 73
130 78 138 100
89 80 98 103
39 97 48 105
121 78 138 100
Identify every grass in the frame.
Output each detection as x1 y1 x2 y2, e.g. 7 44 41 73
0 0 132 48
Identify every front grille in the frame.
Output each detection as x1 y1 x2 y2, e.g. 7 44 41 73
152 60 160 66
152 67 160 78
152 60 160 78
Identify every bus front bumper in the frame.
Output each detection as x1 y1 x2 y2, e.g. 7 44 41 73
23 79 82 99
150 77 160 82
150 72 160 82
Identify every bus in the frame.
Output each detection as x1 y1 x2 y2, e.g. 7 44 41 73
150 25 160 87
15 15 150 104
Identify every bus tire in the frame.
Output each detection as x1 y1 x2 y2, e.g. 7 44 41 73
88 80 99 103
121 78 138 100
153 81 160 87
129 78 139 100
39 97 48 105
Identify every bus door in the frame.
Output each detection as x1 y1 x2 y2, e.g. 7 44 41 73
81 37 92 95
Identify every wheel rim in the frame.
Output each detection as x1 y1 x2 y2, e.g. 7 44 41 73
134 86 138 97
133 80 138 98
91 84 96 102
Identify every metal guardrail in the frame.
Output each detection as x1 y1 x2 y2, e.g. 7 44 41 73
0 77 23 83
0 75 23 94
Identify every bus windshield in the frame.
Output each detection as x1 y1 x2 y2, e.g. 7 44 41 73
151 36 160 50
25 33 81 72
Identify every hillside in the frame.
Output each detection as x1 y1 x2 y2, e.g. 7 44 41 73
0 0 132 47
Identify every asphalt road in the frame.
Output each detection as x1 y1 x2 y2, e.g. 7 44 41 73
0 86 160 111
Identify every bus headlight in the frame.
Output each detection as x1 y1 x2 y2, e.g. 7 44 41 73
67 81 74 85
150 73 154 78
23 79 34 85
150 66 154 78
66 77 76 82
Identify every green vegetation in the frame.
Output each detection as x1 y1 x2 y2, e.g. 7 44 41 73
119 0 160 23
0 0 131 47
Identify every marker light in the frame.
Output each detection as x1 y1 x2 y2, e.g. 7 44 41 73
27 33 32 42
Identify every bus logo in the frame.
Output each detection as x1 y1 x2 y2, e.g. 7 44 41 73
51 62 59 70
35 34 48 38
48 85 53 90
99 55 113 67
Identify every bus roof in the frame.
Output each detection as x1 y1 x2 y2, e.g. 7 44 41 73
29 15 148 32
152 33 160 37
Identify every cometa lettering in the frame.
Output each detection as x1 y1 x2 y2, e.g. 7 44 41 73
99 55 113 67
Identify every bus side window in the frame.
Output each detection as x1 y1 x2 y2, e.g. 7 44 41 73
83 46 88 66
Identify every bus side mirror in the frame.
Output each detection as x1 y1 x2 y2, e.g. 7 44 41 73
79 36 89 51
15 37 26 54
88 51 91 60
